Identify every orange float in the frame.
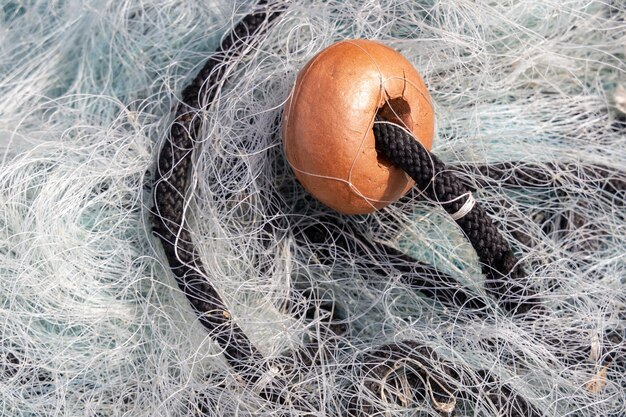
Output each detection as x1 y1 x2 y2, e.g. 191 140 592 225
282 39 434 214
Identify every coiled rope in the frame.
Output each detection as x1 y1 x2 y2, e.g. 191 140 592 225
153 1 282 381
373 118 542 315
151 1 624 415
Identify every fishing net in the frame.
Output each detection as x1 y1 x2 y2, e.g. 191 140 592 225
0 1 624 415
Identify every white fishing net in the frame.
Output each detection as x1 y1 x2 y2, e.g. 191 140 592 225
0 0 624 416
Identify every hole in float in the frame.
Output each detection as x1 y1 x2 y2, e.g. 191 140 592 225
375 97 413 166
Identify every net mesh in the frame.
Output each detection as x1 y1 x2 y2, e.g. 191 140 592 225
0 0 624 415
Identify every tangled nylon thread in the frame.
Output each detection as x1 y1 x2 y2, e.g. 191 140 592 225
0 0 624 416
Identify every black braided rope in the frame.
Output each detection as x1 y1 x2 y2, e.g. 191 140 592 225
152 2 282 378
349 341 542 417
294 217 490 314
150 7 623 413
466 161 626 196
373 120 542 315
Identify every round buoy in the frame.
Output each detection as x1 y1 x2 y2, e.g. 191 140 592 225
282 39 434 214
